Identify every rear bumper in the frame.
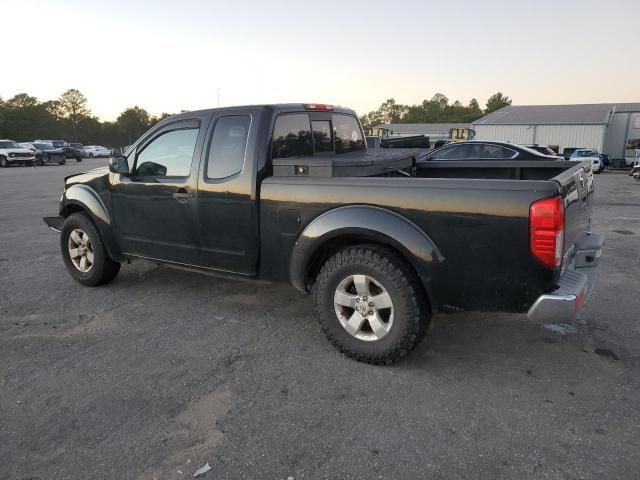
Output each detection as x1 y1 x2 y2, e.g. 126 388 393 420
43 216 64 233
527 232 604 323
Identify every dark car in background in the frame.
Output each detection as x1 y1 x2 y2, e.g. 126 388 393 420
60 143 84 162
21 142 67 166
522 144 562 158
425 140 563 161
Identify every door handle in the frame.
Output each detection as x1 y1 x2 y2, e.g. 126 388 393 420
172 190 194 202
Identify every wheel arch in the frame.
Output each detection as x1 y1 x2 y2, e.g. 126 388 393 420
290 205 445 312
60 185 122 260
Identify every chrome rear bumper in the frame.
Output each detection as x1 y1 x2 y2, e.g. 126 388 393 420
527 232 604 323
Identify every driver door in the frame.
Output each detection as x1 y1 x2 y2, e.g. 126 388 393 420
111 118 206 265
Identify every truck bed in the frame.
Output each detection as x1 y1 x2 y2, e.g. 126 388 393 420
259 159 593 312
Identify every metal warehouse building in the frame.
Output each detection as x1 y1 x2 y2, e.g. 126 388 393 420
473 103 640 165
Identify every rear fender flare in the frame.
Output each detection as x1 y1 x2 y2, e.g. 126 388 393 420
290 205 445 307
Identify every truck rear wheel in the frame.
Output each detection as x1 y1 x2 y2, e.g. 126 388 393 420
60 213 120 286
313 244 429 365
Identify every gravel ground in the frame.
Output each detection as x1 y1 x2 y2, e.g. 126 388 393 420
1 160 639 480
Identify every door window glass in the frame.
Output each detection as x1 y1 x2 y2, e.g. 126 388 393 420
433 144 466 159
271 114 312 159
135 128 199 177
468 143 516 159
207 115 251 179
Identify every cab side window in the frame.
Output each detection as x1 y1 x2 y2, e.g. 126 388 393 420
207 115 251 179
135 128 199 177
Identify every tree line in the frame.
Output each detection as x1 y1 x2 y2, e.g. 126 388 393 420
359 92 512 128
0 88 512 145
0 89 173 147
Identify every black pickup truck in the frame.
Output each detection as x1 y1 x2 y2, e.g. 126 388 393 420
44 103 604 364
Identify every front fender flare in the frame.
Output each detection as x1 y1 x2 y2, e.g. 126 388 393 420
290 205 445 306
60 184 122 260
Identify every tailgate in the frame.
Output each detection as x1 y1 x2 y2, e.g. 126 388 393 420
554 161 594 266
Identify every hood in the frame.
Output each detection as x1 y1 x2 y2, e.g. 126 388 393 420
64 166 109 187
6 148 34 154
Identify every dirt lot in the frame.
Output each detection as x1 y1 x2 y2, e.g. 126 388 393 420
1 160 639 480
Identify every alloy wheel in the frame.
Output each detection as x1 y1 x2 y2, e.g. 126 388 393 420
333 274 394 341
68 228 95 272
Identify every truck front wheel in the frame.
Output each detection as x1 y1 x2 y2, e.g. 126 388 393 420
60 213 120 286
313 244 429 365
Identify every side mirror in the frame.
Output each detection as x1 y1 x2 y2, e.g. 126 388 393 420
109 155 130 174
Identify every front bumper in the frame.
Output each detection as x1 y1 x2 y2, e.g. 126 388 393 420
527 232 604 323
43 216 64 232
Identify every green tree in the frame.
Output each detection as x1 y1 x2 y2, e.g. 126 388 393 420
58 89 91 138
485 92 512 114
116 106 151 145
378 98 407 123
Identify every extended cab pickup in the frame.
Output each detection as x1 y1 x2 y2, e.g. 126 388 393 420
44 104 604 364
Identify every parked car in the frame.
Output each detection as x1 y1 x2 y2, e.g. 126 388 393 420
522 144 563 158
20 142 67 166
59 144 84 162
563 147 581 161
571 149 604 173
33 139 66 149
43 103 603 365
83 145 111 158
425 140 562 161
0 139 36 167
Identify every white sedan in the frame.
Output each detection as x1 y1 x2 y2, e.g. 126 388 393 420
83 145 112 158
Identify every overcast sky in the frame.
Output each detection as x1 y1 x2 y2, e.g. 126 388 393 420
3 0 638 120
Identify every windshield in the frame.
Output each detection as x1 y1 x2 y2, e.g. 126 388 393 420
574 150 596 157
33 143 53 150
0 141 23 149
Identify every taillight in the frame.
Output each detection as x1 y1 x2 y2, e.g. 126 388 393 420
303 103 334 111
530 196 564 268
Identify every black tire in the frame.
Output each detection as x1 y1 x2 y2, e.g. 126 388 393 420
59 157 66 165
89 152 94 158
38 156 45 166
60 213 121 287
1 156 8 168
313 244 430 365
26 161 34 167
76 156 82 162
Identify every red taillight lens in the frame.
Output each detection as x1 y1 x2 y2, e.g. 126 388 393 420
303 103 334 111
530 196 564 268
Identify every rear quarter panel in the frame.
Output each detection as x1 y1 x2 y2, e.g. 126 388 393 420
259 176 561 312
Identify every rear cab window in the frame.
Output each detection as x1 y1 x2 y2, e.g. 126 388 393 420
271 111 365 160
